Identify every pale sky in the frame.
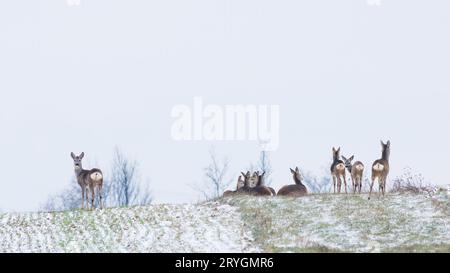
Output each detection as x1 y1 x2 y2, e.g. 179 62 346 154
0 0 449 212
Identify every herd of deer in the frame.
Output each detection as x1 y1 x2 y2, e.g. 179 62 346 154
70 140 390 210
222 140 391 200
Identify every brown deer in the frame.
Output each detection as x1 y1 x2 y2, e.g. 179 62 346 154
71 152 104 209
369 140 391 200
223 175 245 197
342 155 364 194
277 167 308 197
331 147 347 194
238 171 273 196
254 171 276 195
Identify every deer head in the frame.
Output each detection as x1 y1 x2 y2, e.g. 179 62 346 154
248 171 259 187
71 152 85 171
237 175 245 190
381 140 391 160
241 171 251 187
341 155 354 173
290 167 303 184
332 147 341 161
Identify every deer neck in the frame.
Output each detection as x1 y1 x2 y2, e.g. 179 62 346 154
74 165 84 176
382 149 390 161
293 175 302 185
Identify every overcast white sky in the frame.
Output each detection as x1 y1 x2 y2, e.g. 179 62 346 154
0 0 449 212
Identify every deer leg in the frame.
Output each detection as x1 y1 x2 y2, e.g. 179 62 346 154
81 187 85 210
369 176 375 200
98 185 103 209
333 176 336 194
91 186 95 209
358 176 362 194
85 188 90 210
337 176 341 194
351 176 356 194
343 173 347 194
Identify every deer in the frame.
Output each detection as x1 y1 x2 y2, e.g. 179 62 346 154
342 155 364 194
223 175 245 197
331 147 347 194
237 171 273 196
71 152 104 210
255 171 276 196
369 140 391 200
277 167 308 197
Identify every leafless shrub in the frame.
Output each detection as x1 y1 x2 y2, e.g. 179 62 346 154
107 147 153 207
191 148 233 201
301 170 332 194
42 179 81 211
391 167 434 195
257 151 273 186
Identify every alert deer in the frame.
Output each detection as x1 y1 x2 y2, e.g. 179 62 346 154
277 167 308 197
342 155 364 194
331 147 347 194
238 171 273 196
369 140 391 199
255 171 276 196
71 152 104 209
223 175 245 197
248 172 259 188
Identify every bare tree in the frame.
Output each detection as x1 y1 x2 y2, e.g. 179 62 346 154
192 148 233 200
257 151 273 186
42 179 81 211
107 147 153 207
301 169 332 194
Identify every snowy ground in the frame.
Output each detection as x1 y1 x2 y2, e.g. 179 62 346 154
224 188 450 253
1 188 450 253
0 203 259 253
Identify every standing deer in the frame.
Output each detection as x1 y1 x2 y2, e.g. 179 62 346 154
277 167 308 197
71 152 104 209
342 155 364 194
238 171 273 196
223 175 245 197
331 147 347 194
369 140 391 199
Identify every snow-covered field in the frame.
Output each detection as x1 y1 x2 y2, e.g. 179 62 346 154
0 203 259 253
1 189 450 253
225 188 450 252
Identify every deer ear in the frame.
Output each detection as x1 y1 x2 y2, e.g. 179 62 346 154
332 147 336 153
387 140 391 147
80 152 85 159
295 167 299 172
241 172 246 177
290 168 295 174
341 155 347 161
71 152 75 159
349 155 354 161
337 147 341 152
